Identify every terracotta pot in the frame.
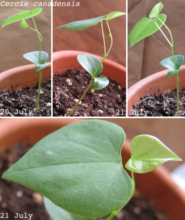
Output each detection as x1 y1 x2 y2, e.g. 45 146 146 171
0 118 185 220
0 64 51 92
128 66 185 115
53 50 126 87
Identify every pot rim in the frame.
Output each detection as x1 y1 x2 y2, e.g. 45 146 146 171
53 50 126 73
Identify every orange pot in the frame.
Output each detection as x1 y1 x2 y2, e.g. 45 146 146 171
0 64 51 92
128 66 185 115
0 118 185 220
53 50 126 87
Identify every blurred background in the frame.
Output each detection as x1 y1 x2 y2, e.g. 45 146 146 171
128 0 185 87
53 0 126 66
0 1 51 73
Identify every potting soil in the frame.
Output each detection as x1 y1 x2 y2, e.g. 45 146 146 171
53 68 126 116
130 88 185 117
0 79 51 117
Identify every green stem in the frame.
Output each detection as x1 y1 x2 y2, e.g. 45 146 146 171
69 79 93 116
154 20 172 46
101 21 106 55
176 73 179 116
106 20 113 55
36 40 43 113
105 172 136 220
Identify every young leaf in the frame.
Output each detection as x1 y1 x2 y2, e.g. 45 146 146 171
129 14 166 47
34 62 51 72
20 20 29 28
1 8 42 28
160 55 184 70
125 135 182 173
77 54 103 78
55 16 105 31
149 2 163 18
91 77 109 90
105 12 126 21
44 197 95 220
23 51 49 65
166 68 183 79
2 120 133 218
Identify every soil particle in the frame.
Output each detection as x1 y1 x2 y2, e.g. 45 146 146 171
130 88 185 117
0 80 51 117
53 69 126 116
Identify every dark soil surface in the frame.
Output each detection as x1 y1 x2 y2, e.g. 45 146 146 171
0 80 51 117
0 143 171 220
130 88 185 117
53 69 126 117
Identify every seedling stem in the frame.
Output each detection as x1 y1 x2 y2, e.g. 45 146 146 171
69 20 113 116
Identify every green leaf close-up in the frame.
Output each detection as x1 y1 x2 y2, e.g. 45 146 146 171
149 2 163 18
44 197 95 220
23 51 49 65
77 54 103 78
125 135 182 173
2 120 133 218
34 62 51 72
160 55 184 70
105 12 126 21
166 68 183 79
55 15 105 31
129 14 166 47
91 77 109 90
20 20 29 28
1 8 42 28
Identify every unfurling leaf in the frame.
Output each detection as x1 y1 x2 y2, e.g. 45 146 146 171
20 20 29 28
149 2 163 18
1 8 42 28
125 135 182 173
106 12 126 21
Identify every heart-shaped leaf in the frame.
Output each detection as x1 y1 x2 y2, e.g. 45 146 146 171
23 51 49 65
2 120 133 218
167 68 183 79
125 135 182 174
129 14 166 47
160 55 184 70
34 62 51 72
1 8 42 28
20 20 29 28
149 2 163 18
44 197 95 220
105 12 126 21
55 16 105 31
77 54 103 78
91 77 109 90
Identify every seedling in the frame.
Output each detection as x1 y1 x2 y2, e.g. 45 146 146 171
129 2 184 116
55 12 125 116
2 120 182 220
1 8 51 113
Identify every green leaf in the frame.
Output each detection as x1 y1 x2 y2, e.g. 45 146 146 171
91 77 109 90
20 20 29 28
125 135 182 174
149 2 163 18
160 55 184 70
77 54 103 78
44 197 95 220
1 8 42 28
23 51 48 65
105 12 126 21
129 14 166 47
166 68 183 79
34 62 51 72
55 15 105 31
2 120 133 218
